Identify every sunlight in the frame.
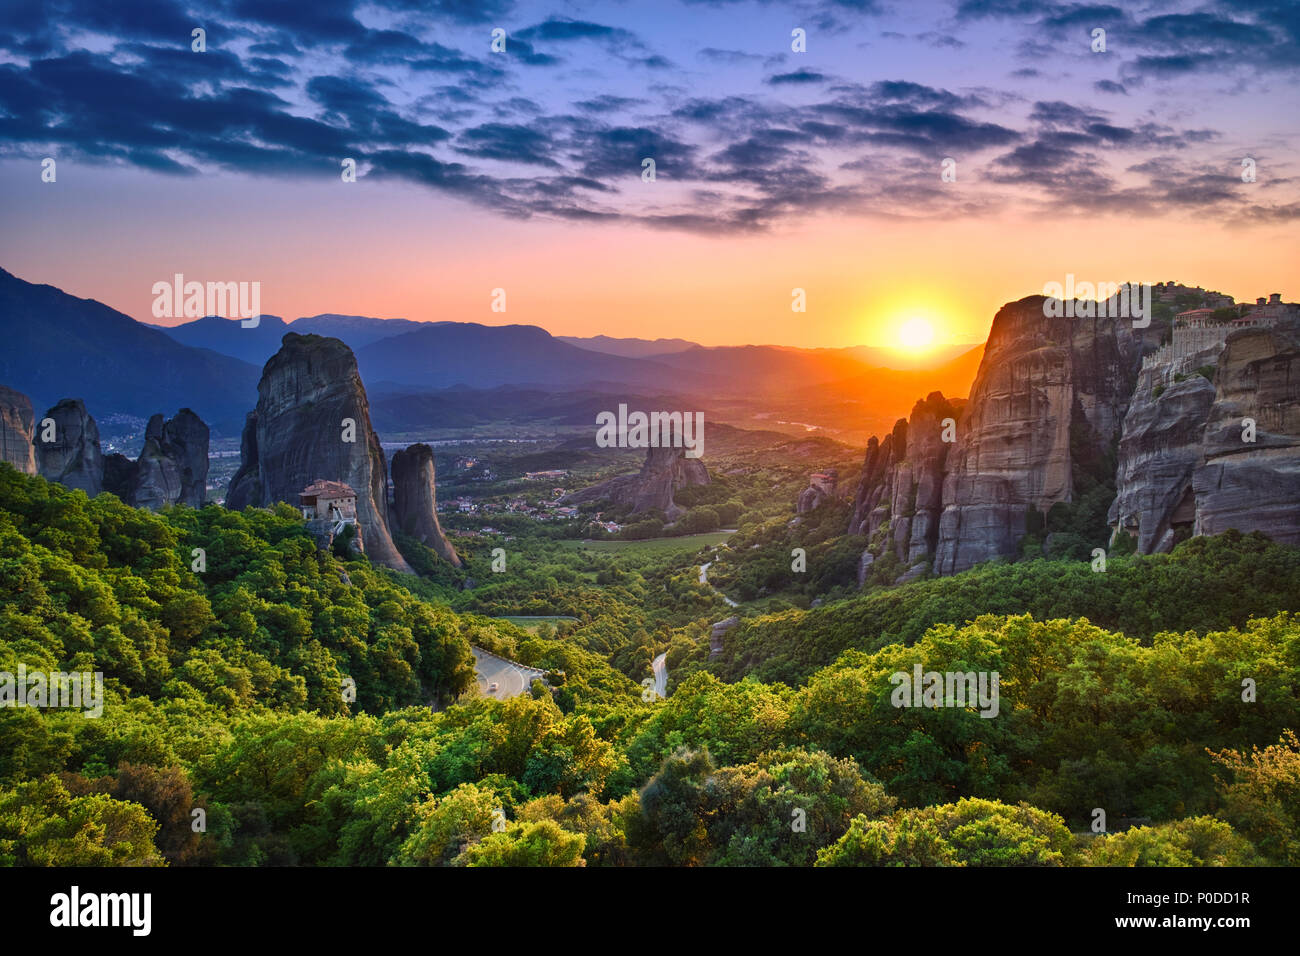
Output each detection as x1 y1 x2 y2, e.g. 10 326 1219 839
897 317 936 352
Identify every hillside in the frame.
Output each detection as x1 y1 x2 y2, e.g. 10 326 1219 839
0 269 260 434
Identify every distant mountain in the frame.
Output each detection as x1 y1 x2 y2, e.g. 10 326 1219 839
368 385 715 433
354 323 706 391
0 268 259 434
155 313 432 363
557 334 700 357
145 314 292 365
839 343 985 370
153 311 981 395
647 344 875 386
289 314 432 349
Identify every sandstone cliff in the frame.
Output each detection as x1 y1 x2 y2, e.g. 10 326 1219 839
1191 323 1300 546
0 385 36 474
34 398 104 495
225 333 412 572
849 391 964 574
1110 321 1300 552
564 446 710 522
391 443 461 566
933 296 1143 574
850 290 1300 584
102 410 210 509
1108 372 1216 553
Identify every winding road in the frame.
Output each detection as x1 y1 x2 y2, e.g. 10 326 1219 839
698 561 739 607
651 652 668 699
471 646 547 700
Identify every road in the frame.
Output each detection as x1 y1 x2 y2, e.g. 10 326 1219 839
471 647 545 700
651 652 668 699
698 561 739 607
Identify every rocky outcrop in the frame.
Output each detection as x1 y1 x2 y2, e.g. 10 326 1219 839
933 297 1142 574
225 333 412 572
795 470 838 514
848 392 964 571
129 410 209 509
709 615 740 660
0 385 36 474
563 446 710 522
1108 373 1216 553
32 399 208 509
849 288 1300 583
34 398 104 495
1110 320 1300 552
1191 323 1300 546
224 411 260 509
391 443 461 567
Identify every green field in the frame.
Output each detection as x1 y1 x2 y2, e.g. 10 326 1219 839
558 531 734 554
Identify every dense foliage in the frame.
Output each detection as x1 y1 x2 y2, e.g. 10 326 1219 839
1 465 1297 867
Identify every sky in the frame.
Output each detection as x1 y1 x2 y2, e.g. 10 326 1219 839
1 0 1297 349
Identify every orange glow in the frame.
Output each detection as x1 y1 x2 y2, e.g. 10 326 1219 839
897 317 937 352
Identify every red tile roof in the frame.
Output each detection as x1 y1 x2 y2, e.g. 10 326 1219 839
300 480 356 499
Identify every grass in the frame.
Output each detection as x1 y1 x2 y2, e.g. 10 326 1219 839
558 531 734 554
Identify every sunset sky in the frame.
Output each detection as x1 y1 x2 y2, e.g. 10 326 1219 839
1 0 1297 348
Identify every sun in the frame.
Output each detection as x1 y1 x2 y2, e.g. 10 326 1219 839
897 317 936 352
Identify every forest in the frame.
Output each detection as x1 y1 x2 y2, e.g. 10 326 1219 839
0 463 1297 867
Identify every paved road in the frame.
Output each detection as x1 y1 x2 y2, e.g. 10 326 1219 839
699 561 739 607
651 652 668 699
471 647 544 700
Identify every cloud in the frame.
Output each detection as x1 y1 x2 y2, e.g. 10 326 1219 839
766 69 828 84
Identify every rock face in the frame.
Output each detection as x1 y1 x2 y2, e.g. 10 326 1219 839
849 392 964 572
390 443 461 567
933 297 1142 574
795 470 838 514
225 333 412 572
850 290 1300 583
131 410 209 509
564 446 710 522
1110 321 1300 552
33 399 208 509
34 398 104 495
1191 323 1300 546
709 615 740 660
1108 373 1216 553
0 385 36 474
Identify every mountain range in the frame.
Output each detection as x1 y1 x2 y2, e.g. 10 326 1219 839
0 266 983 439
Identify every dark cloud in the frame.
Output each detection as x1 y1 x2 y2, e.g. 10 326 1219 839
766 69 828 85
0 0 1290 235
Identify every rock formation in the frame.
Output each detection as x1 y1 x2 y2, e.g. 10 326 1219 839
1110 320 1300 552
795 469 838 514
225 333 412 572
933 296 1143 574
0 385 36 474
849 392 964 572
1108 374 1216 553
709 615 740 659
32 399 208 509
391 443 461 567
111 410 210 509
34 398 104 495
849 288 1300 584
1191 323 1300 545
563 446 709 522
